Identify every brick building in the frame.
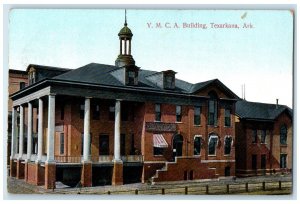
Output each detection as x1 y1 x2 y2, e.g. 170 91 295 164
7 70 28 165
8 17 292 189
9 18 242 189
235 100 293 177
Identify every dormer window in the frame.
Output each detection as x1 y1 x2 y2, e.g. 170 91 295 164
125 67 139 86
127 70 135 85
28 67 36 85
163 70 176 89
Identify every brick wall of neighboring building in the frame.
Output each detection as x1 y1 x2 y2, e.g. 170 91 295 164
7 70 28 164
235 111 292 177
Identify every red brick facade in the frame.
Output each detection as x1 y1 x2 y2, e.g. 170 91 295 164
235 111 292 177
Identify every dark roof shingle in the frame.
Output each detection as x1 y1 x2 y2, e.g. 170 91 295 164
236 100 292 121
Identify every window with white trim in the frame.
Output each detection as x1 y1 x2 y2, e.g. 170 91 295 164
208 135 218 155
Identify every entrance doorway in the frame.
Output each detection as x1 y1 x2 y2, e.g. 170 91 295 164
172 134 183 161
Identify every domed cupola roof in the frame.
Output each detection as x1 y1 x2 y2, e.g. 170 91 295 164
118 22 133 38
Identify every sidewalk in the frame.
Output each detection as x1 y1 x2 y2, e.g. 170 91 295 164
6 174 292 195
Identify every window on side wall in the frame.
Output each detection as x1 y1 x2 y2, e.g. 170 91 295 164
224 108 231 127
261 130 267 144
280 154 287 168
252 129 257 143
224 136 232 155
280 125 287 145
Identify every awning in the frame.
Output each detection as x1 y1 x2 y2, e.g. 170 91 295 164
153 134 168 148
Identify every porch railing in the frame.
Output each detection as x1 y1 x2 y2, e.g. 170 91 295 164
51 155 144 163
121 155 144 162
54 156 82 163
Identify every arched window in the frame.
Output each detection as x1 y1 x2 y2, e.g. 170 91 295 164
208 134 218 155
224 136 232 155
280 125 287 145
208 91 218 126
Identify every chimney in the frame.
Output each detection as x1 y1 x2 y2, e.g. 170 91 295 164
276 99 279 109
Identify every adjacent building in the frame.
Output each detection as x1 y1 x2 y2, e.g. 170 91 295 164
235 100 293 177
7 70 28 165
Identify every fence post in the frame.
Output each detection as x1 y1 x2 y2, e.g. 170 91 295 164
135 189 138 195
162 188 165 195
279 181 282 190
262 182 266 191
245 183 248 192
226 184 230 194
206 185 209 194
185 186 188 195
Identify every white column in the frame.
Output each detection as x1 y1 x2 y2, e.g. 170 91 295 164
10 107 17 159
26 102 33 161
18 105 24 159
36 98 43 162
83 97 91 162
46 94 55 163
113 99 122 162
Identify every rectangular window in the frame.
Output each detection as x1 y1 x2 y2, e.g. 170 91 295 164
194 106 201 125
93 104 100 120
60 133 64 155
99 135 109 155
208 100 217 126
153 147 164 156
194 136 201 155
252 154 257 170
128 71 135 85
19 82 26 89
109 105 115 121
280 154 287 168
155 104 161 122
252 129 257 143
225 108 231 127
80 104 84 119
224 137 232 155
165 75 174 89
261 154 266 169
176 105 182 122
208 136 218 155
60 104 64 120
261 130 267 144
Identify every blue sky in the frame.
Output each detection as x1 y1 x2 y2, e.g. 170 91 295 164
9 9 293 107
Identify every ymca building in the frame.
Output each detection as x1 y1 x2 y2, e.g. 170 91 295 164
8 16 293 189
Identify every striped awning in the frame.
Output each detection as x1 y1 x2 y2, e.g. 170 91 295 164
153 134 168 148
